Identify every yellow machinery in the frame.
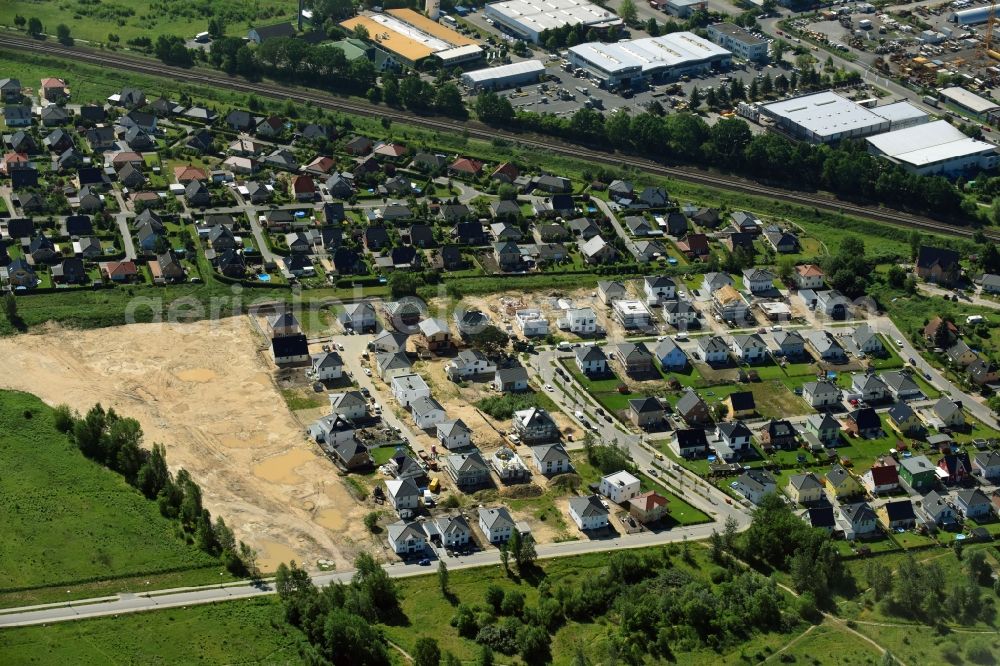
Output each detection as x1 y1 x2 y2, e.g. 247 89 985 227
985 0 1000 61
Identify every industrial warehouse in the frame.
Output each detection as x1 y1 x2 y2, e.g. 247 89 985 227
484 0 622 44
866 120 999 175
340 8 482 67
461 60 546 90
566 32 731 90
756 91 928 143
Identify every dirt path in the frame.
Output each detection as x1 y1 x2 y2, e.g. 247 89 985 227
0 320 368 573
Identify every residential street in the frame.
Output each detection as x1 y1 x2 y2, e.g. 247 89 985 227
0 517 726 629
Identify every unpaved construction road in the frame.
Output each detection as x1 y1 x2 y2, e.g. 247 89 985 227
0 319 371 572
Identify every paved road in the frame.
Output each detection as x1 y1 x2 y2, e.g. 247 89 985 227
0 510 725 629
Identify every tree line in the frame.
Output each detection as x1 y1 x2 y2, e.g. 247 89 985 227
474 92 966 222
54 403 256 576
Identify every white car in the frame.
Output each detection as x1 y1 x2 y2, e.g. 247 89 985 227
895 339 904 348
364 368 372 376
544 384 554 392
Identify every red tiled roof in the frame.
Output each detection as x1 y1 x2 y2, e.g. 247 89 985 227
629 491 668 512
450 157 483 174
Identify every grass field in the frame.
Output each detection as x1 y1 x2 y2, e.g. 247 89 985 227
0 597 306 665
1 0 298 44
0 391 227 597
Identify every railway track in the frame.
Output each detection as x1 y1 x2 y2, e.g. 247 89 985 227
2 33 994 241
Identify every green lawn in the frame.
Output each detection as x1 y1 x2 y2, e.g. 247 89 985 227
0 597 304 665
0 391 227 597
1 0 298 44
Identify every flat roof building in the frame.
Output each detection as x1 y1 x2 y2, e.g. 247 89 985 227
340 8 481 67
485 0 622 44
707 23 769 62
866 119 998 176
567 32 731 90
759 92 927 144
461 60 546 90
939 86 1000 116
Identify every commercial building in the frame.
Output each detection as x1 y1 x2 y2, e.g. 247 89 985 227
938 86 1000 117
461 60 546 91
340 9 482 67
951 6 992 25
484 0 621 44
706 23 768 62
866 120 998 175
567 32 731 90
663 0 707 18
758 92 927 144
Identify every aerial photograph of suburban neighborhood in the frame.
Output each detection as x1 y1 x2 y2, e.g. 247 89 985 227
7 0 1000 663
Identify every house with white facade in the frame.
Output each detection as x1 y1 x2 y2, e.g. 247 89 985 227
564 307 598 335
643 275 676 305
568 495 610 530
531 442 571 476
388 520 427 554
612 299 652 329
599 470 641 504
310 351 344 380
479 507 517 543
391 373 431 407
328 391 369 421
742 268 776 294
515 309 549 337
446 349 496 380
575 345 609 376
437 419 473 450
410 396 447 430
802 380 841 408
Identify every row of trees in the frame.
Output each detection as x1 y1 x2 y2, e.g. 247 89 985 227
274 556 402 665
470 99 965 222
55 403 255 576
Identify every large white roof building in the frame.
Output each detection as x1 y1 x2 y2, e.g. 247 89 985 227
485 0 621 44
866 120 998 175
759 92 927 144
567 32 731 89
461 60 546 90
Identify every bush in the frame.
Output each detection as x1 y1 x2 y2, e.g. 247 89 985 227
52 404 75 433
966 639 995 665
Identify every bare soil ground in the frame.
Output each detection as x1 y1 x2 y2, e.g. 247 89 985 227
0 319 370 573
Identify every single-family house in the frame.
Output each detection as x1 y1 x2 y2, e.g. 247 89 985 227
920 490 956 527
629 397 666 430
946 340 978 368
915 245 961 286
410 396 447 431
852 324 885 356
446 450 490 489
479 507 516 543
786 472 824 505
417 317 451 352
863 458 900 495
844 407 882 439
612 300 652 330
643 275 676 304
730 333 768 364
803 506 837 532
887 402 922 436
340 301 377 332
568 495 610 531
802 380 840 408
494 366 529 393
433 515 472 549
697 335 730 364
742 268 776 294
826 464 863 502
530 442 571 476
565 307 598 335
575 345 609 376
676 389 711 426
654 337 688 370
804 331 848 363
387 521 427 554
898 455 938 492
713 285 749 323
445 349 495 380
514 408 558 443
715 421 753 461
579 235 616 264
310 352 344 381
673 428 708 459
840 502 879 538
761 419 797 451
882 371 923 401
390 373 430 407
328 391 368 421
615 342 655 375
724 391 756 420
702 271 734 295
933 397 965 428
805 412 841 446
629 491 670 524
938 451 972 485
733 469 777 505
955 488 992 520
599 470 641 504
271 334 310 366
973 450 1000 481
878 500 917 531
437 419 472 451
851 373 888 403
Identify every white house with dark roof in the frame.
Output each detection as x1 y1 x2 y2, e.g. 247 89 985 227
697 335 730 364
385 477 421 513
388 520 427 554
742 268 775 293
530 442 571 475
643 275 676 305
410 396 447 430
569 495 610 530
479 507 517 543
328 391 368 421
310 351 343 380
575 345 609 376
446 349 496 380
340 301 377 331
730 333 768 363
377 351 413 380
437 419 472 450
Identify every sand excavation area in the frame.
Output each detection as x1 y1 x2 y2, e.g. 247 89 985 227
0 319 370 573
